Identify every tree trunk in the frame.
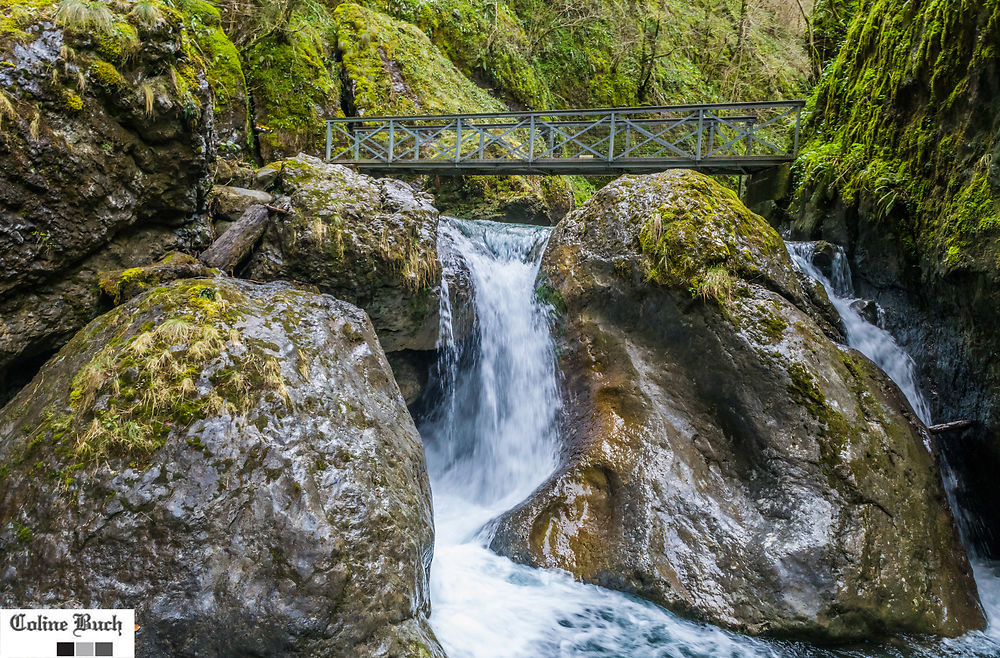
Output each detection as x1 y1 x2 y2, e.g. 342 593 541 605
199 204 271 273
927 420 976 434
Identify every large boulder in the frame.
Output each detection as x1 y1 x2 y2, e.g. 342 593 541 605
245 155 442 352
489 171 985 640
0 0 248 399
0 278 443 657
0 224 213 405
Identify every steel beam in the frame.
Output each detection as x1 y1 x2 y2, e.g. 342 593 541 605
322 101 806 176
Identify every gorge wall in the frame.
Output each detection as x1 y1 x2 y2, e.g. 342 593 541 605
787 0 1000 555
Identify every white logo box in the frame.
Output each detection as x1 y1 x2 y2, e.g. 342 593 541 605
0 610 135 658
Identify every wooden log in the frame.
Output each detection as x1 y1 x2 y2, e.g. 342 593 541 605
927 420 976 435
199 204 270 273
265 204 290 215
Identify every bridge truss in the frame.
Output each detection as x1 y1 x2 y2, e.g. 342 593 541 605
324 101 805 176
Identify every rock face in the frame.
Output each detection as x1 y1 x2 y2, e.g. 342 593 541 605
0 6 230 400
489 171 985 640
0 278 443 657
246 155 442 352
0 224 213 405
790 0 1000 556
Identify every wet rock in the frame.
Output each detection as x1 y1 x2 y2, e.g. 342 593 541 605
490 170 985 641
850 298 880 325
245 155 442 352
209 185 275 224
386 350 435 408
0 278 443 657
801 276 846 340
809 240 839 279
0 4 227 399
0 223 213 406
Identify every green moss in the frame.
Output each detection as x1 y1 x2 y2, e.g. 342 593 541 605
334 2 503 117
760 312 788 340
12 521 32 543
636 171 786 291
244 8 340 155
569 176 597 207
535 282 567 315
794 0 1000 280
370 0 808 110
787 361 827 417
172 0 248 123
34 281 290 465
1 0 57 42
97 252 207 305
94 21 139 64
89 60 125 88
62 89 84 112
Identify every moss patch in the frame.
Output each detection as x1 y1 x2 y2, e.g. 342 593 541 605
794 0 1000 280
635 171 786 291
32 281 291 465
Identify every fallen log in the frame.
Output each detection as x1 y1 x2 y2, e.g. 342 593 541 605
265 204 290 215
199 204 270 273
927 420 976 435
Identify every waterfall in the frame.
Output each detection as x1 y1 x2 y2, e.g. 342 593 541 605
415 221 1000 657
786 242 930 424
423 217 560 513
788 240 1000 651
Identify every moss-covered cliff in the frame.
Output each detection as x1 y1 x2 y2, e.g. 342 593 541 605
795 0 999 275
792 0 1000 555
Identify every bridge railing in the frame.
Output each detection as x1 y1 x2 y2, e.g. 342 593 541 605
324 101 805 171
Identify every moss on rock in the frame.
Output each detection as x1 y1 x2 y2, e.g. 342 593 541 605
794 0 1000 279
97 252 216 305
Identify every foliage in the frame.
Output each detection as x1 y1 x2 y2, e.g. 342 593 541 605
794 0 1000 278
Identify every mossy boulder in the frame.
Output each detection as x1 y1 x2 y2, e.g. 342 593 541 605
245 155 442 352
0 0 250 399
490 170 985 640
0 278 443 657
97 251 216 305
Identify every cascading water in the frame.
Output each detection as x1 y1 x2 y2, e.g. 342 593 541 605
416 221 1000 657
786 242 931 424
788 241 1000 655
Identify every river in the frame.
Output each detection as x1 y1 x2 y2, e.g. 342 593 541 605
414 219 1000 657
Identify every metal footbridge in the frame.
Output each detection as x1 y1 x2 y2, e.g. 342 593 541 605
324 101 805 176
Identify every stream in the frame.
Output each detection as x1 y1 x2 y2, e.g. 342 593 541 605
415 219 1000 657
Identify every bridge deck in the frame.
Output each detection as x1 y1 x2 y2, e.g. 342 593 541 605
324 101 805 176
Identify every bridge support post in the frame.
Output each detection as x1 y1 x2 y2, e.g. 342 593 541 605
793 105 802 157
529 115 536 163
388 119 395 163
608 111 616 162
696 110 703 161
455 118 462 163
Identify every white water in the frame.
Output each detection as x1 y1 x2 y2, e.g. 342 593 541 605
417 222 1000 657
786 242 931 424
788 240 1000 656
